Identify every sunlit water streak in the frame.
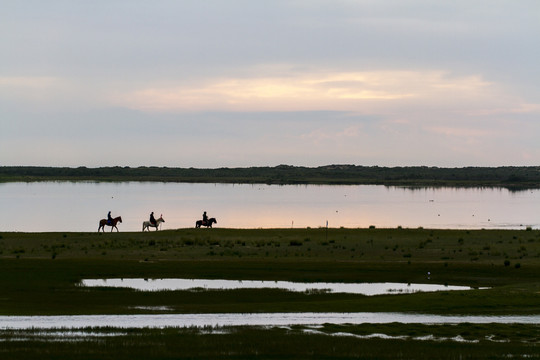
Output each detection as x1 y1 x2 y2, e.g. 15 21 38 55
80 278 479 295
1 313 539 330
301 328 481 343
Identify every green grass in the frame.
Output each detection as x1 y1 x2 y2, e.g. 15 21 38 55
1 228 540 358
3 227 540 266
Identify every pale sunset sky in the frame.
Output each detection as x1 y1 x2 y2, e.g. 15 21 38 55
1 1 539 168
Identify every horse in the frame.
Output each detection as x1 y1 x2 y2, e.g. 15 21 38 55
98 216 122 232
196 217 217 228
142 215 165 231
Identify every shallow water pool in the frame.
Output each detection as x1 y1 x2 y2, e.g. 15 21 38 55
80 278 480 295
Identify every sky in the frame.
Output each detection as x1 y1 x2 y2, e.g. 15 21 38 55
1 0 539 168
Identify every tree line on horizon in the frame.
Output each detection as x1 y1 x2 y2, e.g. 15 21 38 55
1 165 539 189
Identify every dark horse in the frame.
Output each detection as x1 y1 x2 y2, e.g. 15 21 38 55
196 217 217 228
98 216 122 232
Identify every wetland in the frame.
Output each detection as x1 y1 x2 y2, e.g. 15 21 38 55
1 227 540 358
1 178 540 358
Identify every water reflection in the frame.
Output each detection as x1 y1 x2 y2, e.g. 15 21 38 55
2 313 539 330
80 278 479 295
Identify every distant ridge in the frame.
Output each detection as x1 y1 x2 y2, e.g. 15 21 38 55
1 165 539 189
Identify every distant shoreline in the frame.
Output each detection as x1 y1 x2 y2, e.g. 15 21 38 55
1 165 539 189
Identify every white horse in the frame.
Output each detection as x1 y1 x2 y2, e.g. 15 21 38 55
142 215 165 231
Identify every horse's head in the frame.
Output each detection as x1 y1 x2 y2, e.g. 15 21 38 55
159 215 165 222
118 216 122 223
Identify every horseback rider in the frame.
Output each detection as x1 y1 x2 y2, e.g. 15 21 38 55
150 212 156 225
107 211 113 225
202 211 208 225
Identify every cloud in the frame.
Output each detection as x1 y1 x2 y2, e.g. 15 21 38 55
426 126 494 140
0 76 59 88
2 2 539 167
464 102 540 117
110 69 498 114
0 76 61 103
300 124 364 143
0 76 106 111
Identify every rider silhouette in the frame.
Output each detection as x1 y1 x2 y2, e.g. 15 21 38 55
107 211 113 225
202 211 208 225
150 212 156 225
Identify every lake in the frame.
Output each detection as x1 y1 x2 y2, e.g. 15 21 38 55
1 182 539 232
2 313 539 330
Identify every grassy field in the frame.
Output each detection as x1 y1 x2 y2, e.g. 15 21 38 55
1 228 540 358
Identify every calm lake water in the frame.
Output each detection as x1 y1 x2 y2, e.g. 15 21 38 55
2 313 539 329
1 182 539 232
